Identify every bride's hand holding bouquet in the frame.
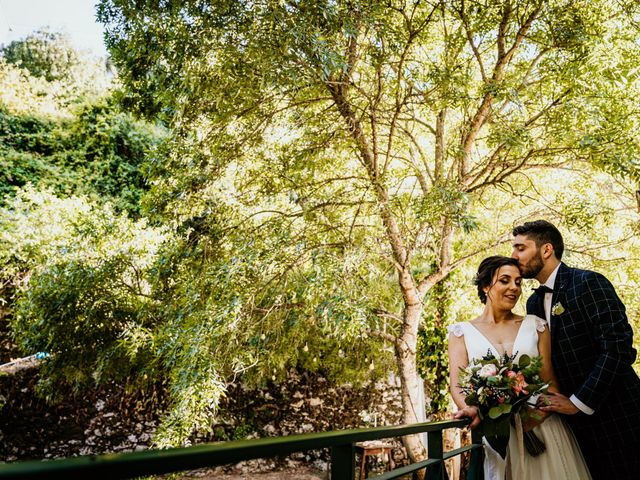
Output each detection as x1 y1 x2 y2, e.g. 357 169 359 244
457 350 550 458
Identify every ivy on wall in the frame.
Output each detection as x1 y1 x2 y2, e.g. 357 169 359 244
417 277 454 415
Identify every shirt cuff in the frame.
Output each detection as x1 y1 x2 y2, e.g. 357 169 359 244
570 394 595 415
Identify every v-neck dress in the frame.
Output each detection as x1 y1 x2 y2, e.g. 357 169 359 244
448 315 591 480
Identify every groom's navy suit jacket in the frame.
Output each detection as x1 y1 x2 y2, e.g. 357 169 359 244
527 263 640 479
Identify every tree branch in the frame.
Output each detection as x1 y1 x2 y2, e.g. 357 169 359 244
458 2 542 184
459 0 488 82
366 329 399 344
372 308 404 324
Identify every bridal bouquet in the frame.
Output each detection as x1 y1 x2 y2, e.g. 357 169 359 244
458 351 550 458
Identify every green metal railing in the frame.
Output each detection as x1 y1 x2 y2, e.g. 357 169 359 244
0 419 483 480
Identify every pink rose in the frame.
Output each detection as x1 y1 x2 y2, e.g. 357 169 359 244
478 364 498 378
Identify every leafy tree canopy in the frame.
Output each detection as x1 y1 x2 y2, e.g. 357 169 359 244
0 32 166 216
0 28 110 85
1 30 80 82
1 188 170 393
92 0 640 454
0 97 164 216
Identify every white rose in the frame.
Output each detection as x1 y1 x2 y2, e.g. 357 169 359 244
478 364 498 378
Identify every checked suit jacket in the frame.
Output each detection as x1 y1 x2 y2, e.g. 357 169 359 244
526 263 640 480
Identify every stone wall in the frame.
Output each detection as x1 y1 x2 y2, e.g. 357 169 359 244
0 370 167 461
0 367 408 469
215 369 404 439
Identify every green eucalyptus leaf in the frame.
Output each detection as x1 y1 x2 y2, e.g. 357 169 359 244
518 354 531 368
488 406 505 419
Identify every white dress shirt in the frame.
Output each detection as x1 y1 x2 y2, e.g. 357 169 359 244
540 264 559 322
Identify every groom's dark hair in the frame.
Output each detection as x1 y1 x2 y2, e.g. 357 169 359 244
512 220 564 260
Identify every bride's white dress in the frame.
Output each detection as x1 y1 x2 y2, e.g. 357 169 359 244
449 315 591 480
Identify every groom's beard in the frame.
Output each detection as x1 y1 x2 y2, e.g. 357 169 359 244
521 251 544 279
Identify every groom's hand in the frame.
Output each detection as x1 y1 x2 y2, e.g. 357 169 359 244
538 392 579 415
453 406 481 429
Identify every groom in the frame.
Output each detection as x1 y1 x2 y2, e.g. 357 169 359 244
511 220 640 479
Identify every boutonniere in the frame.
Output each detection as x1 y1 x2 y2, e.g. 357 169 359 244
551 302 565 316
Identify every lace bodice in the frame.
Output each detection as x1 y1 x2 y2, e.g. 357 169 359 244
447 315 547 361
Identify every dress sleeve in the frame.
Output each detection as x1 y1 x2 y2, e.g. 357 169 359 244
447 323 464 338
534 316 548 333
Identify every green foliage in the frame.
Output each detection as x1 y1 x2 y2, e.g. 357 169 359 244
417 278 453 414
3 1 636 448
92 0 640 443
0 108 62 198
413 186 479 234
60 99 164 215
0 30 164 216
1 30 80 82
2 188 170 395
140 207 396 445
0 99 164 216
231 421 256 441
97 0 640 184
1 185 395 446
96 0 640 299
0 37 110 112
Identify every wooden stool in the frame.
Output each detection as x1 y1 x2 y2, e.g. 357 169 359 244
355 441 395 479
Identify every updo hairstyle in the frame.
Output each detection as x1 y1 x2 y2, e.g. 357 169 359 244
474 256 520 304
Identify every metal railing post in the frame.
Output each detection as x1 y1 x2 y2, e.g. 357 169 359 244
425 430 445 480
330 443 355 480
467 429 485 480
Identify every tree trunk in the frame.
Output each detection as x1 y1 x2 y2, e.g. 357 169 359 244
397 301 427 475
329 81 430 474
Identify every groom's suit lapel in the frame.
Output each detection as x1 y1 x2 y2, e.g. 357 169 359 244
550 263 571 339
527 289 545 319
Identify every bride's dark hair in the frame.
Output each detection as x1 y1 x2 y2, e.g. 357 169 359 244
475 256 521 304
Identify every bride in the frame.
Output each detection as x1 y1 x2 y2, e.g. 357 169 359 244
447 256 590 479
